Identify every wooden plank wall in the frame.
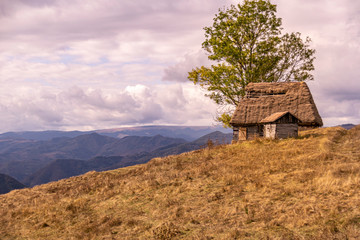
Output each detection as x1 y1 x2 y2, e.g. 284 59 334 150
232 127 239 142
247 126 259 140
239 127 247 141
276 124 298 138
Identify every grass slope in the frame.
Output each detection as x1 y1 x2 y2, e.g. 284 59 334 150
0 126 360 239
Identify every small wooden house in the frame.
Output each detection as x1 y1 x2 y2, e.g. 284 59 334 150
230 82 323 141
260 111 301 139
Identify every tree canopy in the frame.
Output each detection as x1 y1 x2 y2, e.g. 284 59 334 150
188 0 315 127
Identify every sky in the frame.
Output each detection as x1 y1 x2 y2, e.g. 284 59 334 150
0 0 359 132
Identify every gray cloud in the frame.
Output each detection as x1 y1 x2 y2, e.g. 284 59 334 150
0 0 57 17
0 0 228 45
162 0 360 126
0 84 216 132
162 51 209 82
0 0 359 132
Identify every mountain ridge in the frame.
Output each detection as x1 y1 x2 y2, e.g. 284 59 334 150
0 126 359 239
0 125 231 141
0 173 26 194
24 131 232 186
0 133 190 182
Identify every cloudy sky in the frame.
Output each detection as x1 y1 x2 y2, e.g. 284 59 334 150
0 0 359 132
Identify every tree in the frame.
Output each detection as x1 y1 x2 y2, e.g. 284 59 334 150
188 0 315 127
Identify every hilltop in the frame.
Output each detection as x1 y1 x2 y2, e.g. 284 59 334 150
0 126 359 239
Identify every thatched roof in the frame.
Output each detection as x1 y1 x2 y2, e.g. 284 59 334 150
230 82 323 127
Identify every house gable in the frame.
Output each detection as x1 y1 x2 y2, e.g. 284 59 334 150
260 111 301 124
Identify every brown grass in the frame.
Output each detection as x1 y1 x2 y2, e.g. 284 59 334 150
0 126 360 239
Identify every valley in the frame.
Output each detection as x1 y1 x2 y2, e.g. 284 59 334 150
0 126 232 191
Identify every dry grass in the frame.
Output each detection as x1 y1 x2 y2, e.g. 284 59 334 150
0 126 360 239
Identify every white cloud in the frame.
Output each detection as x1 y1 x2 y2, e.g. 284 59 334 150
0 0 359 132
0 83 217 132
163 0 360 126
162 50 210 82
275 0 360 126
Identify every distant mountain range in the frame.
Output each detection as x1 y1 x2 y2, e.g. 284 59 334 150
338 124 356 130
0 133 188 182
0 173 26 194
0 125 231 141
24 131 232 187
0 128 232 192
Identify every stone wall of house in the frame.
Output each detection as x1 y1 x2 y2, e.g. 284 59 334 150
264 124 276 139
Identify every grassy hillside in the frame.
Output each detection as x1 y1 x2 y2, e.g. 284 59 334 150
0 126 359 239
